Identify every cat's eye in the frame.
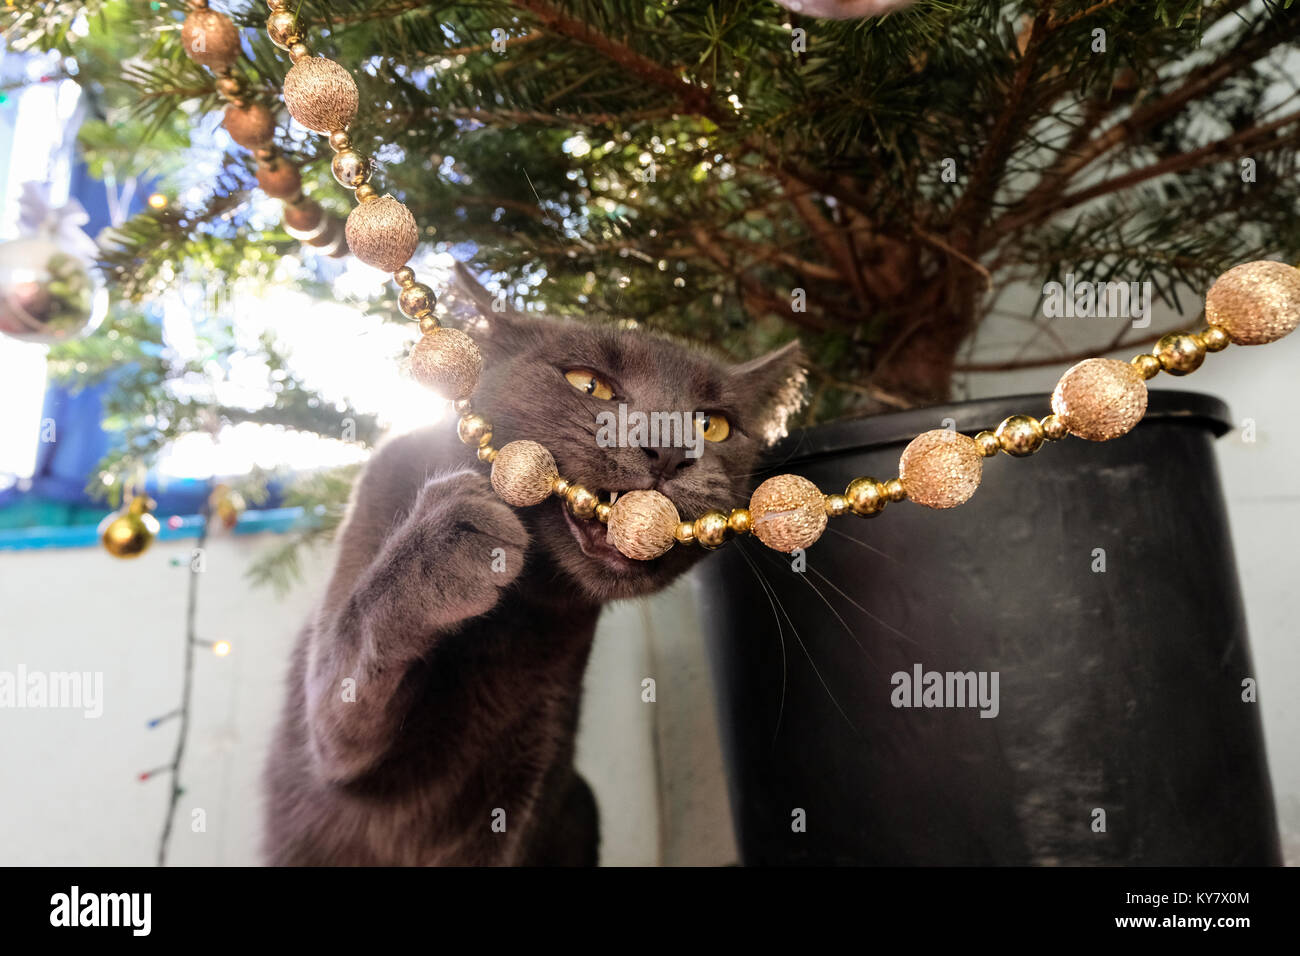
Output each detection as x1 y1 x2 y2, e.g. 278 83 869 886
564 369 615 400
698 413 731 443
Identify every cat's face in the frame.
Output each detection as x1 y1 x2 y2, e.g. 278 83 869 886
472 310 804 602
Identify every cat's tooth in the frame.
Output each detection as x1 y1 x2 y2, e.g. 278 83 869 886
609 491 619 504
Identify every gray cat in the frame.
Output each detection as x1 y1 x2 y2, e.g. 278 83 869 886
263 271 804 865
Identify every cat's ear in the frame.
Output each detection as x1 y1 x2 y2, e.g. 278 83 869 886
451 261 539 362
728 340 808 445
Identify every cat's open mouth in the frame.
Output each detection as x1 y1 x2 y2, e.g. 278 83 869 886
559 494 648 572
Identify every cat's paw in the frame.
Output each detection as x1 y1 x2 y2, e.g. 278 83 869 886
409 469 530 618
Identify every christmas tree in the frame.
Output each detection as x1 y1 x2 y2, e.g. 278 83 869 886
5 0 1299 577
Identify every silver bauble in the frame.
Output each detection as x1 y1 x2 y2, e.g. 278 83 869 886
0 237 107 344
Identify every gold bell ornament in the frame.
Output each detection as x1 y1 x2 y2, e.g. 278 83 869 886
99 495 162 559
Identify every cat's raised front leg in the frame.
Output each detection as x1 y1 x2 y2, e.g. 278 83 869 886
304 468 528 783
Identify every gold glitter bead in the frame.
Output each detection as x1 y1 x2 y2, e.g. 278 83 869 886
565 484 599 519
256 159 302 199
1153 332 1206 376
418 314 440 335
355 183 378 203
1040 414 1067 441
607 490 680 561
995 415 1045 457
477 445 497 463
399 283 437 318
222 102 275 149
490 441 558 507
1051 357 1148 441
1201 326 1231 352
693 510 730 550
330 148 372 189
749 474 827 553
552 477 571 497
674 521 696 544
282 57 358 133
844 476 885 516
1131 353 1161 380
457 413 492 447
727 508 752 534
408 327 482 400
973 430 1000 457
898 431 981 509
824 493 850 517
1205 260 1300 345
595 502 612 523
345 196 420 273
181 10 241 71
266 10 302 50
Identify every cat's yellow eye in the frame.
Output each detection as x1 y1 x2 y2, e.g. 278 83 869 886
698 413 731 443
564 369 615 400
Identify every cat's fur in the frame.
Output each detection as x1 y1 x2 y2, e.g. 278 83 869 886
263 271 803 866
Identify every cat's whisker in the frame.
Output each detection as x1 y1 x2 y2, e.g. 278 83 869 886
733 540 788 750
805 561 922 651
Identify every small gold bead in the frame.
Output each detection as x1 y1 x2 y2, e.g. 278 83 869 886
727 508 752 534
595 501 612 523
330 148 372 189
565 484 599 519
457 413 492 447
973 431 1000 457
399 283 436 318
418 314 440 335
1153 332 1206 376
266 10 301 50
1040 414 1067 441
393 267 416 287
288 41 312 63
453 398 472 413
328 129 352 152
1201 325 1231 352
552 476 572 497
476 445 497 463
355 183 378 203
266 0 287 10
1131 353 1162 380
693 510 730 549
882 478 906 503
215 74 244 100
824 493 850 517
674 521 696 545
995 414 1045 457
844 476 884 516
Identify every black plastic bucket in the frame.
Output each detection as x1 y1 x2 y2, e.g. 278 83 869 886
696 391 1281 866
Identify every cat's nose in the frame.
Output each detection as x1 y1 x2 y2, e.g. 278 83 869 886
643 445 695 481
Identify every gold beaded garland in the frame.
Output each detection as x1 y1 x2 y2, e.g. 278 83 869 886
824 493 850 517
489 441 558 507
266 10 302 50
457 413 492 447
727 508 752 534
181 10 241 71
223 102 275 148
565 484 599 519
1130 353 1161 380
973 431 999 457
408 327 482 400
607 490 680 561
345 196 420 273
898 431 982 509
399 283 437 319
1051 357 1148 441
674 521 696 544
331 149 372 189
282 57 359 133
283 199 323 234
1205 260 1300 345
749 474 827 553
